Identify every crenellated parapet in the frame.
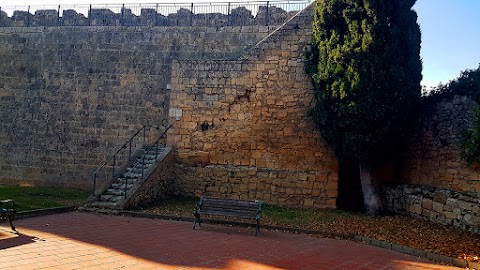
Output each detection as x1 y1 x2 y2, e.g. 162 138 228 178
0 1 308 27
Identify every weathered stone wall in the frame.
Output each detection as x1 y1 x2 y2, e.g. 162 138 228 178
399 95 480 193
0 25 277 189
385 184 480 233
389 94 480 232
167 5 339 208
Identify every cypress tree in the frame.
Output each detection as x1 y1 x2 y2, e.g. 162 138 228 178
306 0 422 215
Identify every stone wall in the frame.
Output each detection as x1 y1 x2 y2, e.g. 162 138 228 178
0 25 277 189
385 184 480 233
167 5 339 208
399 95 480 193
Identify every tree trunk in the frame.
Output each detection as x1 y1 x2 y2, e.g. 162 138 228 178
359 164 384 216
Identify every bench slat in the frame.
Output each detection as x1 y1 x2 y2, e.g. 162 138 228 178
198 210 258 219
200 205 258 211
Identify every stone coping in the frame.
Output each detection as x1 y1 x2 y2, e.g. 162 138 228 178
10 206 480 269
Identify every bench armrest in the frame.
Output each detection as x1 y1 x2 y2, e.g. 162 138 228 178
0 199 15 210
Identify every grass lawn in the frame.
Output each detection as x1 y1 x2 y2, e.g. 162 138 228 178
0 186 90 212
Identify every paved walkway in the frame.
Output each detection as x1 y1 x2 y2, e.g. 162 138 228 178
0 212 461 270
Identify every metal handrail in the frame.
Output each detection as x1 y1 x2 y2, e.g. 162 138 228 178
123 123 173 197
91 122 170 197
93 125 146 175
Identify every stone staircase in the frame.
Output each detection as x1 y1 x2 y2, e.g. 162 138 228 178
87 146 167 209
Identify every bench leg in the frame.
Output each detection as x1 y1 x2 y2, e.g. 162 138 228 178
193 213 201 229
8 215 16 232
255 218 260 236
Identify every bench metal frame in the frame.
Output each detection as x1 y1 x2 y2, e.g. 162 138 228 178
0 199 16 232
193 196 262 235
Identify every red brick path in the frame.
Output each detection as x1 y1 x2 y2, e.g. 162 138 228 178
0 212 461 270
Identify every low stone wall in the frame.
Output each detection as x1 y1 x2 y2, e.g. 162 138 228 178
384 184 480 233
174 164 337 208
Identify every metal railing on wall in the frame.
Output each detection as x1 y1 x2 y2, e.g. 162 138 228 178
0 0 312 27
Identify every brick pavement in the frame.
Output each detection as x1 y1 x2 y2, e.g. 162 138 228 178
0 212 461 270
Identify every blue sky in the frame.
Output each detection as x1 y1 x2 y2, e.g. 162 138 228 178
413 0 480 88
1 0 479 88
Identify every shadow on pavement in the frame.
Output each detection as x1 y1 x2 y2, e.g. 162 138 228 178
0 231 36 250
0 212 460 270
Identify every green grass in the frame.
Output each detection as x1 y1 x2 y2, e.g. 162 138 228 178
0 186 90 212
143 196 365 229
262 204 363 228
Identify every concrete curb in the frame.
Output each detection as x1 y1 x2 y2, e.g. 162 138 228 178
354 235 478 269
15 206 77 220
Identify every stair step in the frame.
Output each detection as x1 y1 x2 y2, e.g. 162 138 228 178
89 201 118 209
143 146 165 152
122 171 142 178
105 189 126 196
126 166 152 174
136 158 156 165
111 183 134 190
128 163 152 169
99 194 115 201
111 196 123 203
115 177 138 184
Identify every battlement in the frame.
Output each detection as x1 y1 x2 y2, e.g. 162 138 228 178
0 0 310 27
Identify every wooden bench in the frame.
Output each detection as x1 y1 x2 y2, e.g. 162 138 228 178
0 199 16 231
193 196 262 235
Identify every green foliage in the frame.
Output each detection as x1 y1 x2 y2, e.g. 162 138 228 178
306 0 422 166
422 65 480 105
0 186 89 212
461 107 480 164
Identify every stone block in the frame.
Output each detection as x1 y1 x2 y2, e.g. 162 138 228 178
304 198 314 207
458 200 475 211
464 214 480 226
408 203 422 214
432 202 444 213
433 191 449 204
422 198 433 210
444 211 457 220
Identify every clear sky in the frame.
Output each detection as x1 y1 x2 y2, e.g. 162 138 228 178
413 0 480 88
1 0 479 88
